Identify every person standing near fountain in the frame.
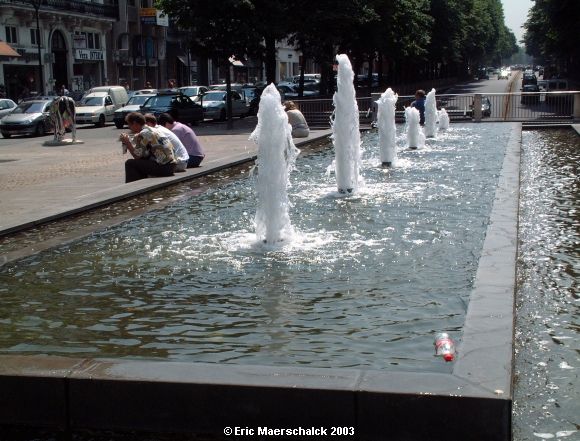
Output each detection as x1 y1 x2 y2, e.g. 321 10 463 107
120 112 177 183
411 89 426 125
283 101 310 138
332 53 362 194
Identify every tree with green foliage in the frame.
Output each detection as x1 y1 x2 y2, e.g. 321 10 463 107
524 0 580 80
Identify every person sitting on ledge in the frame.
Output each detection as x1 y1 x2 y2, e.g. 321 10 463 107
120 112 176 183
283 101 310 138
158 113 205 168
143 113 189 172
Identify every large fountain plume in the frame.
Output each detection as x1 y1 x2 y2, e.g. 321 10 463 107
250 84 300 244
424 88 438 138
332 53 361 193
376 88 398 167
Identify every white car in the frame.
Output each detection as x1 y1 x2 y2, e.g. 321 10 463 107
201 90 249 121
75 92 115 127
179 86 209 102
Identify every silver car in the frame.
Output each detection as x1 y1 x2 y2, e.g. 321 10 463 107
113 93 155 128
0 99 53 138
201 90 249 121
0 98 17 118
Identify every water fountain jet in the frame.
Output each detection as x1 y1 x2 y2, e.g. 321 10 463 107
250 84 300 244
376 88 398 167
332 54 361 193
438 108 450 130
424 88 438 138
405 107 425 149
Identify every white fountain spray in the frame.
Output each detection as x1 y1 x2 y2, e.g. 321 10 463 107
424 88 438 138
438 108 450 130
332 53 361 193
405 106 425 149
376 88 398 167
250 84 300 244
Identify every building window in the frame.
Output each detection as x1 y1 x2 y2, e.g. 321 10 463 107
30 28 40 46
5 26 17 44
73 31 101 50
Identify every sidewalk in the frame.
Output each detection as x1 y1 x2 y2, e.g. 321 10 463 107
0 117 332 236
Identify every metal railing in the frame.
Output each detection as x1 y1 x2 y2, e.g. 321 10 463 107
295 92 580 128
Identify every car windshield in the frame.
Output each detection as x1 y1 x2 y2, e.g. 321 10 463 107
127 95 151 106
180 88 199 97
142 95 173 107
203 92 226 101
81 96 104 106
12 102 47 114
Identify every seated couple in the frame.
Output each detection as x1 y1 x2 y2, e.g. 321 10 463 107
119 112 205 183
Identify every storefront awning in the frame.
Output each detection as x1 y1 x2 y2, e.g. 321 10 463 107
0 41 21 57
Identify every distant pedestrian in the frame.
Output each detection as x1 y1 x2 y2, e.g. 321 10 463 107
411 89 426 125
119 112 176 183
158 113 205 168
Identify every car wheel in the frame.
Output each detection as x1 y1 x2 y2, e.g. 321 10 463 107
1 132 11 138
115 121 124 129
35 123 45 137
97 114 106 127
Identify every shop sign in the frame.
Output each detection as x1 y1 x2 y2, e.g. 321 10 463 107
140 8 169 26
75 49 103 61
140 8 156 24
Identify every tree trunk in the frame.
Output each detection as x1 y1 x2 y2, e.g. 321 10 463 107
265 36 277 85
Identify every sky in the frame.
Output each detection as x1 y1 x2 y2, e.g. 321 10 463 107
501 0 534 44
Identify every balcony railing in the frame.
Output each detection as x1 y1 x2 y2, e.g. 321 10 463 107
1 0 118 20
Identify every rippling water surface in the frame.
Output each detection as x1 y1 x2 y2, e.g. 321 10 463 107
0 124 511 372
513 129 579 440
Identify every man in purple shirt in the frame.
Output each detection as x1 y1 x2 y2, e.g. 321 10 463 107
158 113 205 167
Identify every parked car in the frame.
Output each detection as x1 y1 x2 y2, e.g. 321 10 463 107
179 86 209 102
140 90 203 125
0 98 17 118
75 92 116 127
134 88 158 95
521 85 540 105
201 90 249 121
83 86 129 108
522 73 537 88
113 93 155 128
471 96 492 117
0 98 54 138
481 95 491 117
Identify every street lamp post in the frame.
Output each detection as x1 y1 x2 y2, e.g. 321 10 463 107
30 0 44 95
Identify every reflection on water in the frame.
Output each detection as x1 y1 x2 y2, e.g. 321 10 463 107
0 124 512 373
513 129 579 440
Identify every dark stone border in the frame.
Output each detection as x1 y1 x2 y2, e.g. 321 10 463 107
0 124 521 440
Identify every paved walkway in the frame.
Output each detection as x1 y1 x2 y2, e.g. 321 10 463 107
0 117 332 236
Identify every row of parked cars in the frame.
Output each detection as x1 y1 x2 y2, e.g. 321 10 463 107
0 84 255 138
